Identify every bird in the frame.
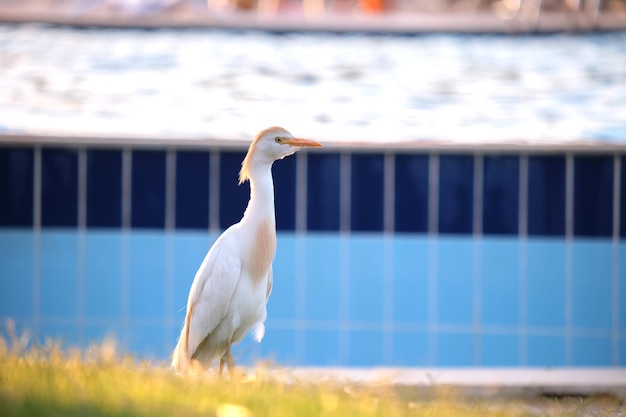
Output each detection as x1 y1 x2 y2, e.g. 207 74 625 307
171 126 321 375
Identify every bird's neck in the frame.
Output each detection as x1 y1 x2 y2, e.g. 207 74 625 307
242 162 276 227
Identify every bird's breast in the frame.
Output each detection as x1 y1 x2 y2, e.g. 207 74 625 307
247 219 276 284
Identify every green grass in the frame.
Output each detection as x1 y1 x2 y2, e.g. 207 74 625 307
0 333 621 417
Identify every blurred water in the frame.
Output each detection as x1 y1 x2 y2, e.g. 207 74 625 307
0 24 625 144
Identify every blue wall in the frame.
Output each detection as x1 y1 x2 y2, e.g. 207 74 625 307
1 145 625 366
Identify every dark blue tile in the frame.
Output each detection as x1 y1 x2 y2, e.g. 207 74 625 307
87 149 122 228
307 153 340 231
273 155 296 231
574 155 613 237
176 151 210 230
41 148 78 227
439 155 474 235
219 151 248 229
0 147 33 227
394 154 428 233
483 156 519 235
131 151 166 229
351 153 384 232
528 156 566 236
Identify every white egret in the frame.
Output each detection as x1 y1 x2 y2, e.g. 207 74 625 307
172 126 321 374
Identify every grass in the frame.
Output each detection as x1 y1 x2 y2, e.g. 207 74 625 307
0 330 622 417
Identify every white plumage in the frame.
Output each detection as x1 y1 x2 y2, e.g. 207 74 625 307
172 126 321 374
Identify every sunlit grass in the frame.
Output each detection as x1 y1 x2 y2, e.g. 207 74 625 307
0 325 621 417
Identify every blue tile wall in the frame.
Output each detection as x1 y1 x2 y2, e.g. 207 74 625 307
622 156 626 238
527 335 566 366
172 232 212 320
348 235 385 322
131 150 166 229
351 153 384 232
273 155 296 231
175 151 210 230
128 232 166 318
0 147 33 227
219 151 248 229
526 240 566 327
304 329 341 366
482 155 519 235
437 236 473 325
270 234 299 321
574 155 613 237
87 149 122 228
0 230 34 317
39 231 78 317
304 235 341 322
394 154 428 233
481 238 519 327
439 155 474 235
392 236 429 325
41 148 78 227
621 243 626 334
84 231 122 319
259 328 299 365
571 240 612 329
391 331 428 366
0 144 623 368
437 332 474 366
481 334 519 366
307 153 340 231
348 330 385 366
572 336 612 366
528 155 566 236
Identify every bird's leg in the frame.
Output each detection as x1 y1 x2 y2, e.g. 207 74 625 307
218 344 235 377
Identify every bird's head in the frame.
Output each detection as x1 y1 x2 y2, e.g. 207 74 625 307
239 126 321 184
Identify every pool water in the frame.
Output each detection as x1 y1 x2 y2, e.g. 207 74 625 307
0 24 625 144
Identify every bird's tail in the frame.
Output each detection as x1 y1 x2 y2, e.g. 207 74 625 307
171 322 190 373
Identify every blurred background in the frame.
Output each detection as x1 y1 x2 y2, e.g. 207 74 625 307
0 0 626 368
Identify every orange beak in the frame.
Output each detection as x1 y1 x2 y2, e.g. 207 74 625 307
283 137 322 147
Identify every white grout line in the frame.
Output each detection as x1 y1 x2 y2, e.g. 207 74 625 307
340 152 351 233
121 148 132 347
473 154 483 236
473 154 483 365
565 153 574 365
428 153 439 365
78 148 87 230
77 148 87 345
339 152 351 363
121 148 132 230
164 150 176 356
295 153 308 362
32 146 41 337
383 153 395 364
165 149 176 231
295 152 307 234
384 153 395 234
209 151 220 233
518 154 529 366
612 155 621 365
428 154 439 235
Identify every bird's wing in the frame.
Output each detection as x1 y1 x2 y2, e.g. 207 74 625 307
182 231 242 360
265 264 273 301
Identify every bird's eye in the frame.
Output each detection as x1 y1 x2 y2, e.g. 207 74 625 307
275 137 283 143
